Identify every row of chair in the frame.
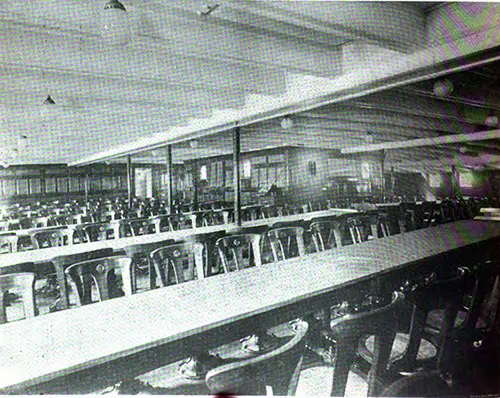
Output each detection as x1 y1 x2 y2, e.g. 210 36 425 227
3 208 498 396
0 211 395 319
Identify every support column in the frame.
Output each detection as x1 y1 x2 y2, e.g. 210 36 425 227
165 145 174 214
192 160 199 212
233 126 242 227
84 171 89 203
380 150 386 200
127 155 134 207
451 165 460 199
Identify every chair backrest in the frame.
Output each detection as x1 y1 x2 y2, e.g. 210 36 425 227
123 240 175 290
261 206 279 220
149 242 205 287
30 216 49 228
98 210 117 222
205 320 308 396
0 272 37 324
329 291 405 397
266 226 305 262
168 214 192 231
198 210 224 227
0 234 19 253
65 256 134 306
215 233 262 273
377 212 391 238
346 214 378 244
52 248 115 310
151 215 170 233
128 218 157 236
83 223 120 241
391 267 472 375
31 229 71 249
309 220 342 252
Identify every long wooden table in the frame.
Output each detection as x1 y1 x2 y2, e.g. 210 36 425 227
1 220 499 393
0 208 355 266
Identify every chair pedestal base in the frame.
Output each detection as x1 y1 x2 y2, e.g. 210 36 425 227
178 353 223 380
240 333 278 354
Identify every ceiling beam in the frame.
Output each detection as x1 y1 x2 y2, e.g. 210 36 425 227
223 1 425 53
341 129 500 154
0 23 289 96
300 107 478 135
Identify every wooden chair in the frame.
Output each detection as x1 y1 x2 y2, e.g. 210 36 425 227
123 240 175 290
205 320 309 396
327 291 405 397
377 212 391 238
128 218 157 236
98 210 118 222
168 214 193 231
30 229 71 249
83 222 120 241
0 234 19 253
215 233 262 273
30 216 50 228
358 267 474 378
51 248 115 310
346 213 379 244
151 215 170 233
310 220 343 252
266 226 306 262
346 216 368 244
0 272 37 324
65 256 134 306
192 231 227 278
150 242 205 287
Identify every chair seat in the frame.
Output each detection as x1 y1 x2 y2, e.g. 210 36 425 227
425 308 467 331
359 333 437 364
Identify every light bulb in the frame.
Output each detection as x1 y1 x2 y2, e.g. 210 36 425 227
433 79 453 98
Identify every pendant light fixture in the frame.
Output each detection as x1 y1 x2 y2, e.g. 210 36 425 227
100 0 131 46
44 95 56 105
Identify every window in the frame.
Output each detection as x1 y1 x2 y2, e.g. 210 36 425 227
243 160 251 178
200 165 207 181
57 177 68 193
30 178 42 194
69 176 80 192
17 179 29 195
45 177 57 193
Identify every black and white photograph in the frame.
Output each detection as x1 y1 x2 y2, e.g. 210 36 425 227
1 1 500 396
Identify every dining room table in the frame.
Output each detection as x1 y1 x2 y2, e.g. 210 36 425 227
1 219 498 394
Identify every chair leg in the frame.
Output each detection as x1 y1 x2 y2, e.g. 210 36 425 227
368 332 396 397
331 340 356 397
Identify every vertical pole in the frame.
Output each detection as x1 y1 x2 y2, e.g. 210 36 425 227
390 166 395 198
127 155 133 207
451 165 460 199
233 126 242 227
84 171 89 203
165 145 174 214
380 150 386 201
192 160 199 212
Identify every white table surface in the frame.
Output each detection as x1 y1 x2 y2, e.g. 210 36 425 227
1 220 498 392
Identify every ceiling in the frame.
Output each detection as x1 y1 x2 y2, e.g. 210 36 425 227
1 1 499 174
